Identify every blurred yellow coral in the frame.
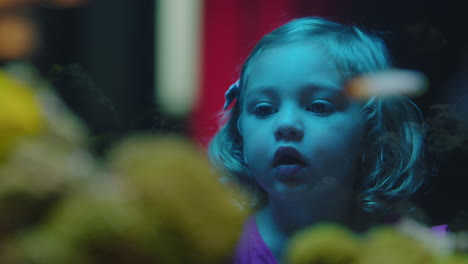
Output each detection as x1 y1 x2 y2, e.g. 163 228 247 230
358 226 436 264
3 61 90 148
0 64 98 256
0 136 97 237
436 254 468 264
36 88 89 148
0 63 249 263
286 223 362 264
285 222 466 264
105 134 250 263
3 134 250 264
0 71 44 159
5 179 160 264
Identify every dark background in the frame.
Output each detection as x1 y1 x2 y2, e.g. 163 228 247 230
353 0 468 227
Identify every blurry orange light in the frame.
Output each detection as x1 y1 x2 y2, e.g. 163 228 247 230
345 69 428 99
0 14 38 60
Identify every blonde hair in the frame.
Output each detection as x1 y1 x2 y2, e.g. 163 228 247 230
209 17 426 212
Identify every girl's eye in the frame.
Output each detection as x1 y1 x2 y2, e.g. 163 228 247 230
252 103 276 117
307 101 335 114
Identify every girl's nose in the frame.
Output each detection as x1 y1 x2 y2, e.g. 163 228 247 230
274 116 304 141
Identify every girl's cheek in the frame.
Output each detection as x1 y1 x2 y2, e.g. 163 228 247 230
311 117 364 150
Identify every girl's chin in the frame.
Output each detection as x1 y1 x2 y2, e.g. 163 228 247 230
271 181 309 196
269 177 338 200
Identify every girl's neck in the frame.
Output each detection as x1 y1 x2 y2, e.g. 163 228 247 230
255 188 373 262
258 193 356 237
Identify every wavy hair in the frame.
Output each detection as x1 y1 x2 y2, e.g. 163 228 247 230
209 17 426 212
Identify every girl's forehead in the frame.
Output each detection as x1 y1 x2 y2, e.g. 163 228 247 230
243 43 343 96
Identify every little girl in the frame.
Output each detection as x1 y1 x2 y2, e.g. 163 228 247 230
209 17 427 263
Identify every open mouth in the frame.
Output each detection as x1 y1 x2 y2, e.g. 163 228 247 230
273 146 306 167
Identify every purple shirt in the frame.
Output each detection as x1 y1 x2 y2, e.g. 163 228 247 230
232 217 278 264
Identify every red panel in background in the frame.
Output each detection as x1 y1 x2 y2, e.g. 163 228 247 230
190 0 346 149
188 0 240 148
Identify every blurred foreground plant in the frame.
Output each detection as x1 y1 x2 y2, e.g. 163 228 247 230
105 134 250 263
0 66 95 250
286 224 361 264
285 219 468 264
0 64 249 263
3 135 249 264
0 70 44 158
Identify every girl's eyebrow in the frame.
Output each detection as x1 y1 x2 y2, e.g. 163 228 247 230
244 86 277 99
246 83 343 98
304 82 343 92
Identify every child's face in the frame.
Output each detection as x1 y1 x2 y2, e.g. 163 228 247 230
238 42 365 201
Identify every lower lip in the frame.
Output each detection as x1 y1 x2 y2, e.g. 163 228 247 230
274 164 304 176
